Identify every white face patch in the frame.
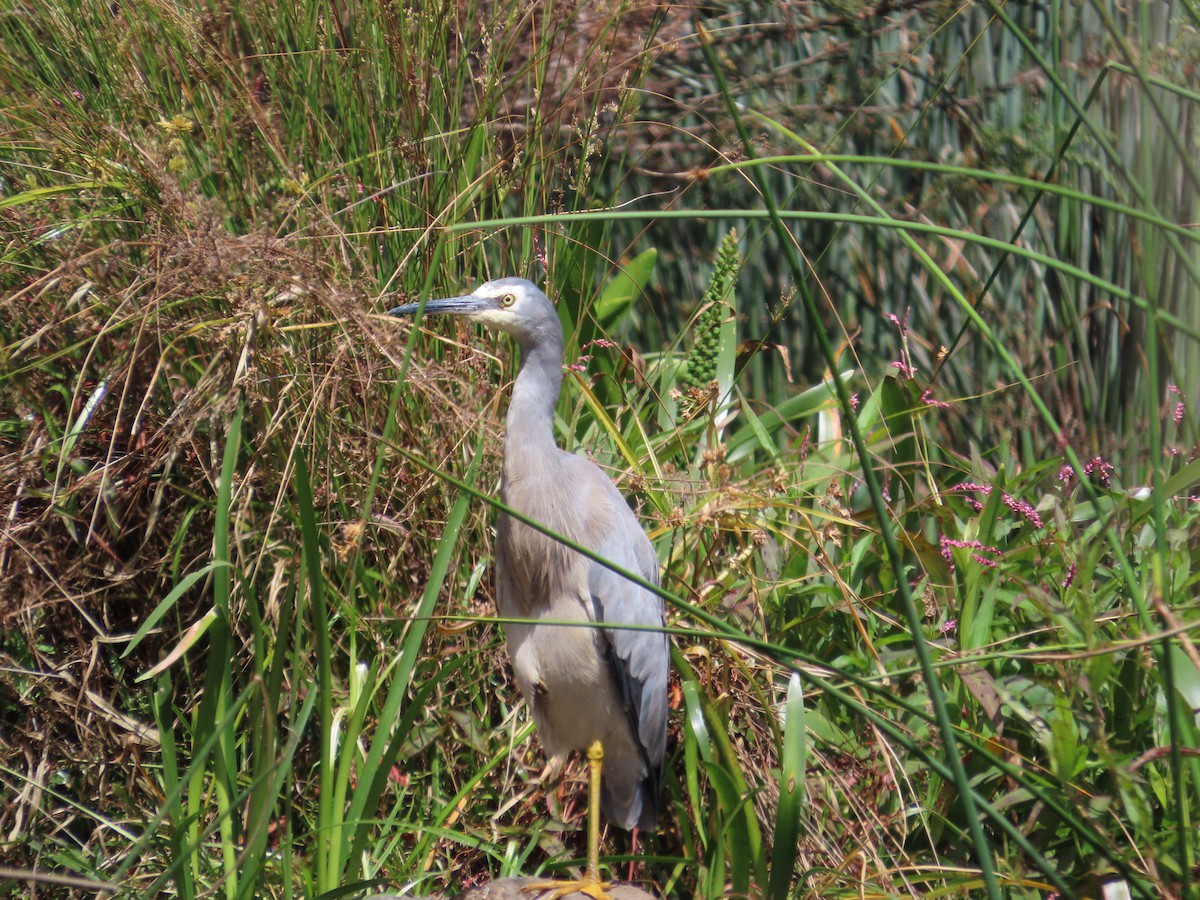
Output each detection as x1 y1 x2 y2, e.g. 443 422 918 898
474 307 513 330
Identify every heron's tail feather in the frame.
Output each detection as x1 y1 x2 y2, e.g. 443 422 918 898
601 767 659 832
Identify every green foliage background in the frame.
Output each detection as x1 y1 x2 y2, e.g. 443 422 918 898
1 1 1198 898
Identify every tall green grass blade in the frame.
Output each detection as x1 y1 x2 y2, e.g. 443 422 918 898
121 563 225 658
121 680 263 897
766 673 805 900
184 402 243 898
152 673 192 900
343 436 485 880
293 448 337 891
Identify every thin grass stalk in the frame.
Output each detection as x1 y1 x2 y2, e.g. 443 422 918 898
127 682 266 897
328 662 377 879
190 402 243 898
343 438 485 881
684 693 762 894
444 209 1198 339
678 676 722 894
237 581 300 900
1097 0 1200 198
352 237 451 579
151 673 192 900
408 719 538 874
238 603 277 898
1105 61 1200 103
1137 96 1196 896
292 449 336 891
692 16 1002 899
931 63 1120 376
1133 11 1200 885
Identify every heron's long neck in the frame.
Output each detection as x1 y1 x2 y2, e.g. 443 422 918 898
505 337 563 460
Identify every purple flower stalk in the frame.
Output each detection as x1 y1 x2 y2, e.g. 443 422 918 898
940 535 1001 570
921 388 950 408
950 482 1043 529
1083 456 1115 488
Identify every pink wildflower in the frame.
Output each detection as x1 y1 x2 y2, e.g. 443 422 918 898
921 388 950 408
884 308 916 379
1084 456 1115 488
1063 562 1077 590
940 535 1001 571
884 308 910 334
566 340 617 373
1000 493 1043 529
951 482 1042 528
1168 384 1185 424
953 481 990 513
956 481 991 493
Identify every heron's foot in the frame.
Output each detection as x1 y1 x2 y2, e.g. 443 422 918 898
521 874 612 900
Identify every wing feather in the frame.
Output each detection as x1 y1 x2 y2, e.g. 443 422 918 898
587 493 669 826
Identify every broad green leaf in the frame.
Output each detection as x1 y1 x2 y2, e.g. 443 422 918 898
595 248 657 329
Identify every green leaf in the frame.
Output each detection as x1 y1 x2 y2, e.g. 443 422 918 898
595 248 656 329
122 562 225 658
0 181 103 210
767 673 806 900
343 438 486 879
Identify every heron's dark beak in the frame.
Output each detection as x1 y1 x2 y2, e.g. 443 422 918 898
388 294 492 317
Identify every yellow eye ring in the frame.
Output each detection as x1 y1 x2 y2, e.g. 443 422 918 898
500 293 516 307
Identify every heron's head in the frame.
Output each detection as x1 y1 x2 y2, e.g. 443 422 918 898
389 277 560 347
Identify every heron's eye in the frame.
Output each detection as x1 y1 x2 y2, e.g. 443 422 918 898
500 293 516 308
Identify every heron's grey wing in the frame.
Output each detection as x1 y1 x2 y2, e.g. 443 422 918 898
587 512 669 775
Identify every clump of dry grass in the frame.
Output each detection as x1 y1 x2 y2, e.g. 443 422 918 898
0 0 682 890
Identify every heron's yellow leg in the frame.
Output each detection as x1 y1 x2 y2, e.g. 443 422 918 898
522 740 611 900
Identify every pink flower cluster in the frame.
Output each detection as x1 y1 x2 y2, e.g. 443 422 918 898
1083 456 1115 488
566 338 619 373
940 535 1001 569
920 388 950 408
950 482 1044 529
884 308 917 380
1063 561 1077 590
1058 455 1116 489
1168 384 1184 425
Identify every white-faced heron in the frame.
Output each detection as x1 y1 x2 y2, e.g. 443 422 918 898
390 277 668 899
